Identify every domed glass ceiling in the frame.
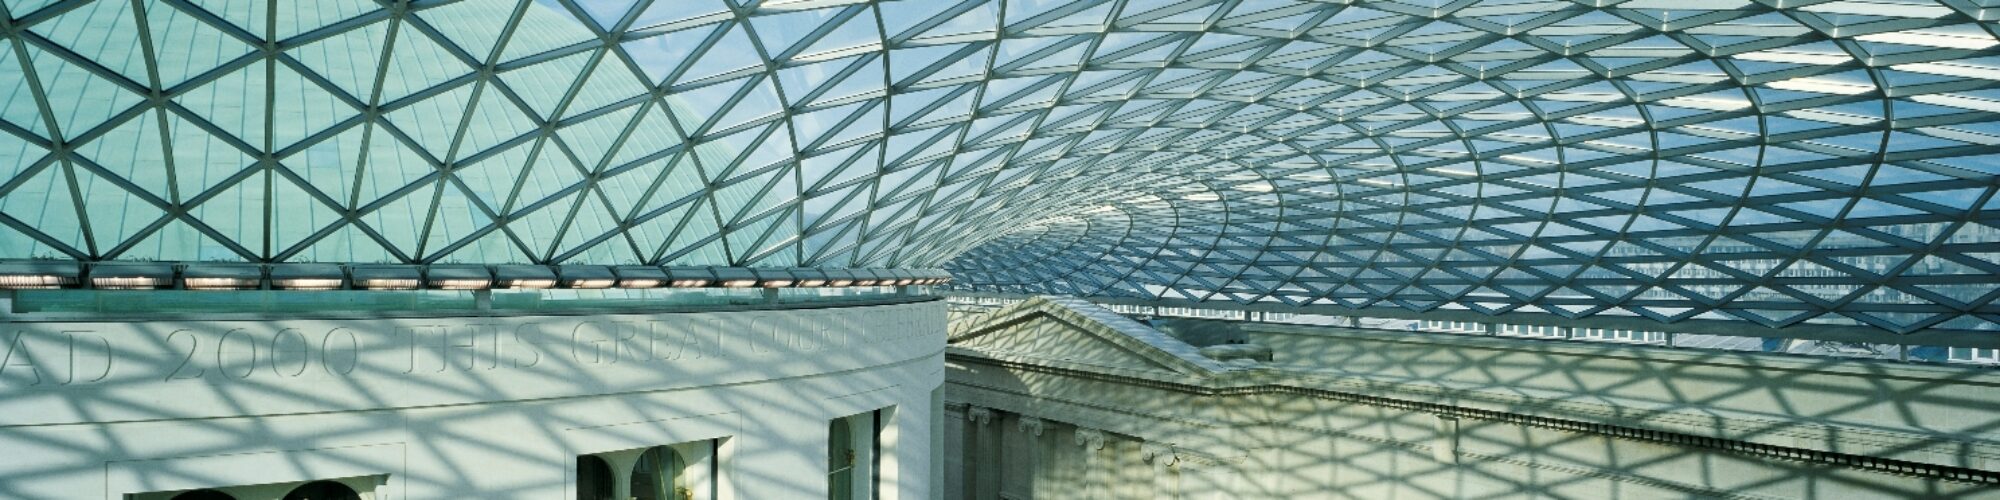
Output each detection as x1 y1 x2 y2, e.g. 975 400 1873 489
0 0 1997 334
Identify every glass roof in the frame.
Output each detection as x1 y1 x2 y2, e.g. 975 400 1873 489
0 0 1997 334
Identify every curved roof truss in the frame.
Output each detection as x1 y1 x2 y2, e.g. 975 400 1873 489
0 0 1996 335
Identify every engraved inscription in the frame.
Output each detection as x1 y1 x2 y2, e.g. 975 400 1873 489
5 303 931 386
65 331 113 384
322 328 360 376
270 329 311 378
450 324 500 372
165 329 204 381
0 330 43 385
216 328 259 380
0 330 117 386
511 323 545 369
161 327 379 382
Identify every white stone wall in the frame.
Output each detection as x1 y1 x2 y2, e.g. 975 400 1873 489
941 299 2000 499
949 376 2000 500
0 301 945 499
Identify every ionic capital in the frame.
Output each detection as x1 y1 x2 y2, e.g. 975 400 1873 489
1140 442 1177 464
1073 428 1106 450
1017 416 1046 437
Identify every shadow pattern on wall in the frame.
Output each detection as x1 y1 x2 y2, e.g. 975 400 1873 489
0 299 944 499
942 296 2000 499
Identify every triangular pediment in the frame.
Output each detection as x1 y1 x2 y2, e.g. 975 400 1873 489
948 296 1226 376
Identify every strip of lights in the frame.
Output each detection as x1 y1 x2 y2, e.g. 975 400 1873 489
182 264 263 290
90 263 175 290
0 262 951 291
494 265 558 290
184 277 260 290
0 262 79 289
617 266 670 288
0 275 70 289
712 268 759 288
273 278 343 290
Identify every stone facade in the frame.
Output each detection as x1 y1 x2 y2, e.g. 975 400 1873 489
0 300 946 499
943 297 2000 499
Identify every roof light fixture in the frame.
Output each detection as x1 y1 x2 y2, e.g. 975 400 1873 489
90 262 175 290
270 263 345 290
0 261 79 289
181 263 264 290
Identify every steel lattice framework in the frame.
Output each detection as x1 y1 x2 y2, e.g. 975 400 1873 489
0 0 1998 335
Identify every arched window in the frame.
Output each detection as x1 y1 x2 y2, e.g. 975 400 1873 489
282 480 359 500
829 418 854 500
169 490 235 500
631 446 689 500
578 455 616 500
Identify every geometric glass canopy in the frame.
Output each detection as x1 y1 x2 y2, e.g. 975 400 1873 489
1 0 1997 335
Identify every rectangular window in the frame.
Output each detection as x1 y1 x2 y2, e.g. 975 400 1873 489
830 408 894 500
830 416 856 500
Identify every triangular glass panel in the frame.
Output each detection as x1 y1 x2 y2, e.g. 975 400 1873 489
419 0 522 61
24 43 143 138
275 0 379 42
121 217 224 262
190 169 268 257
1 165 85 255
74 165 165 251
290 19 391 100
32 0 148 84
423 182 503 261
292 221 395 263
499 1 599 62
269 173 340 255
359 179 434 255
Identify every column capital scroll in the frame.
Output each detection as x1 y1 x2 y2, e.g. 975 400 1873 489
1073 428 1106 450
1017 416 1045 437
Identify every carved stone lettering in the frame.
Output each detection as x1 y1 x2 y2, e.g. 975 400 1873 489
510 323 544 369
322 328 360 376
1 330 45 386
750 316 780 355
823 318 842 351
216 328 258 380
688 317 722 360
452 324 500 371
2 304 929 391
65 331 112 384
164 329 203 381
402 325 450 374
648 321 682 361
789 315 807 352
609 321 642 364
269 329 312 378
572 321 611 364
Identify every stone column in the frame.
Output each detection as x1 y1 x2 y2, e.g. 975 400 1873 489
1005 416 1046 500
1074 428 1107 499
597 448 647 500
966 406 997 500
943 403 965 499
1142 442 1179 499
